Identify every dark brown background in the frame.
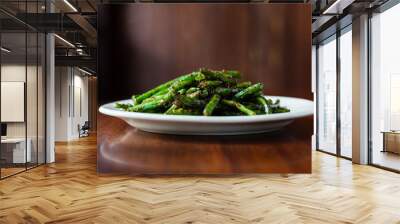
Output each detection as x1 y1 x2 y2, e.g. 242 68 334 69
97 3 312 174
98 3 312 105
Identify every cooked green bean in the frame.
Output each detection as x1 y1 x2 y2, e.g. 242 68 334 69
165 104 178 114
256 96 269 114
117 69 290 116
132 79 174 105
234 83 263 100
203 94 221 116
222 99 256 116
236 81 252 89
198 80 223 89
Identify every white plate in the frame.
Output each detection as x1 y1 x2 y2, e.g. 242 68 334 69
99 96 313 135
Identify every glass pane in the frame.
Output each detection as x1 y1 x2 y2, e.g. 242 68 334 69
27 31 38 169
339 29 352 158
38 33 45 165
1 31 27 177
371 4 400 171
26 0 40 170
0 2 46 178
317 36 337 154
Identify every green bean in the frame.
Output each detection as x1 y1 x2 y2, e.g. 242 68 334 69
268 99 290 113
132 79 175 105
170 72 205 91
222 99 256 116
142 92 169 104
200 69 237 83
187 90 201 99
186 87 200 94
236 81 252 89
115 102 132 111
198 80 223 89
200 89 209 98
215 87 239 96
203 94 221 116
153 88 169 97
256 96 269 114
165 107 201 115
116 69 289 116
177 95 205 108
223 70 241 79
177 89 186 95
234 83 263 100
270 107 290 113
130 91 175 112
164 104 178 114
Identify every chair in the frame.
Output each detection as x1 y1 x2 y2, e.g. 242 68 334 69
78 121 90 138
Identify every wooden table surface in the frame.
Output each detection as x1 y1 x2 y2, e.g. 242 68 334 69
97 114 312 174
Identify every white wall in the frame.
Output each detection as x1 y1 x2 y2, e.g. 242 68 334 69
55 67 89 141
55 67 70 141
72 73 89 138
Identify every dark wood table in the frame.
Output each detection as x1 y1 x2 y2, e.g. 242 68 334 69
97 114 312 174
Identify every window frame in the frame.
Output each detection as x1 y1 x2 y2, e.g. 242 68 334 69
315 24 353 161
367 0 400 173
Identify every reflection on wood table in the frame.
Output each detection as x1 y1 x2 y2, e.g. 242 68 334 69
97 114 312 174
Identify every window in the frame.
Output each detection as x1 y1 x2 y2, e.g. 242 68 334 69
316 26 353 158
0 2 46 179
339 28 352 158
370 3 400 171
317 35 337 154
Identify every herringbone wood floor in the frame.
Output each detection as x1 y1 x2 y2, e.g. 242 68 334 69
1 135 400 224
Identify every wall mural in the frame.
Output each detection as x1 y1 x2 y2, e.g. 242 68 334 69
97 3 313 174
